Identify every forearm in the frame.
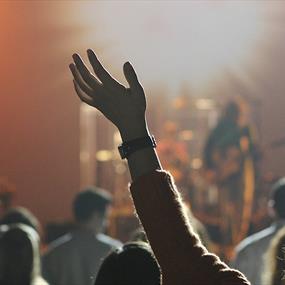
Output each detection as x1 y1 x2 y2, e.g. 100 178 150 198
127 147 162 181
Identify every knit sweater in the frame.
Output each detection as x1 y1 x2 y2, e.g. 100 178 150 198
130 170 250 285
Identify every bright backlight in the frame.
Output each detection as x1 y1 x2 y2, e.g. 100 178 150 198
73 1 266 94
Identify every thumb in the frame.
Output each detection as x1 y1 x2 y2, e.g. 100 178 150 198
123 62 143 93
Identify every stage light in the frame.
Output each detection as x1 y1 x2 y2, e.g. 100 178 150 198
179 130 193 141
96 150 114 162
191 158 203 170
195 98 215 110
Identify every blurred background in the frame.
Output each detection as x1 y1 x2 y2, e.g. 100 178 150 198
1 0 285 259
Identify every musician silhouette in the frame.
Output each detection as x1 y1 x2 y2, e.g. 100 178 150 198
203 99 257 258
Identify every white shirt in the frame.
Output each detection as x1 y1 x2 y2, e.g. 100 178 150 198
232 220 285 285
42 229 122 285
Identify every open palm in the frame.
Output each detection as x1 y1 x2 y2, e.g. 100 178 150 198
69 49 147 134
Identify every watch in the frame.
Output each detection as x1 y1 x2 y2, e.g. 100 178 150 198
118 135 157 159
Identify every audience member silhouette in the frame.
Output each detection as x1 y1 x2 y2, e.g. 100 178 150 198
262 226 285 285
69 50 250 285
95 241 161 285
0 224 48 285
0 206 40 233
42 186 122 285
233 177 285 285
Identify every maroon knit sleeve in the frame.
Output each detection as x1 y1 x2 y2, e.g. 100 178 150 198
130 170 250 285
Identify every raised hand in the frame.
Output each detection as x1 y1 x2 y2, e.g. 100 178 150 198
69 50 148 141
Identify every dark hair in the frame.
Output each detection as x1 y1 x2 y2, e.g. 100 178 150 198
0 224 41 285
270 178 285 219
73 187 111 223
223 101 240 123
0 207 40 232
95 242 161 285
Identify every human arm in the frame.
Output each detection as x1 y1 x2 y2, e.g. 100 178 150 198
69 50 250 285
130 170 250 285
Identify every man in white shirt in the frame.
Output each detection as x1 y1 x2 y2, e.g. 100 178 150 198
232 178 285 285
42 187 122 285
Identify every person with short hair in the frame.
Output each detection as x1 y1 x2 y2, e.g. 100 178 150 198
42 187 122 285
95 241 161 285
232 178 285 285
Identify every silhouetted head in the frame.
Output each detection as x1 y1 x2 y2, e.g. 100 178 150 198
0 207 40 233
73 187 112 231
269 178 285 219
223 101 240 123
95 242 161 285
0 224 41 285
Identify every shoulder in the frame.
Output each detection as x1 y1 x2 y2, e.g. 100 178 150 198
236 226 275 254
43 233 73 257
33 277 49 285
97 233 122 249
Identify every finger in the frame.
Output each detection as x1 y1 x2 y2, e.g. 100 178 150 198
123 61 144 93
74 81 103 111
87 49 124 91
72 54 102 89
73 80 93 106
69 64 94 97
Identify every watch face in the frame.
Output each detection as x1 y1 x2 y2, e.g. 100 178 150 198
118 135 156 159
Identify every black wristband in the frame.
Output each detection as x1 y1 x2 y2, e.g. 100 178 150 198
118 135 157 159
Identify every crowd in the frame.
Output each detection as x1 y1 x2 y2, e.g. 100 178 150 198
0 50 284 285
